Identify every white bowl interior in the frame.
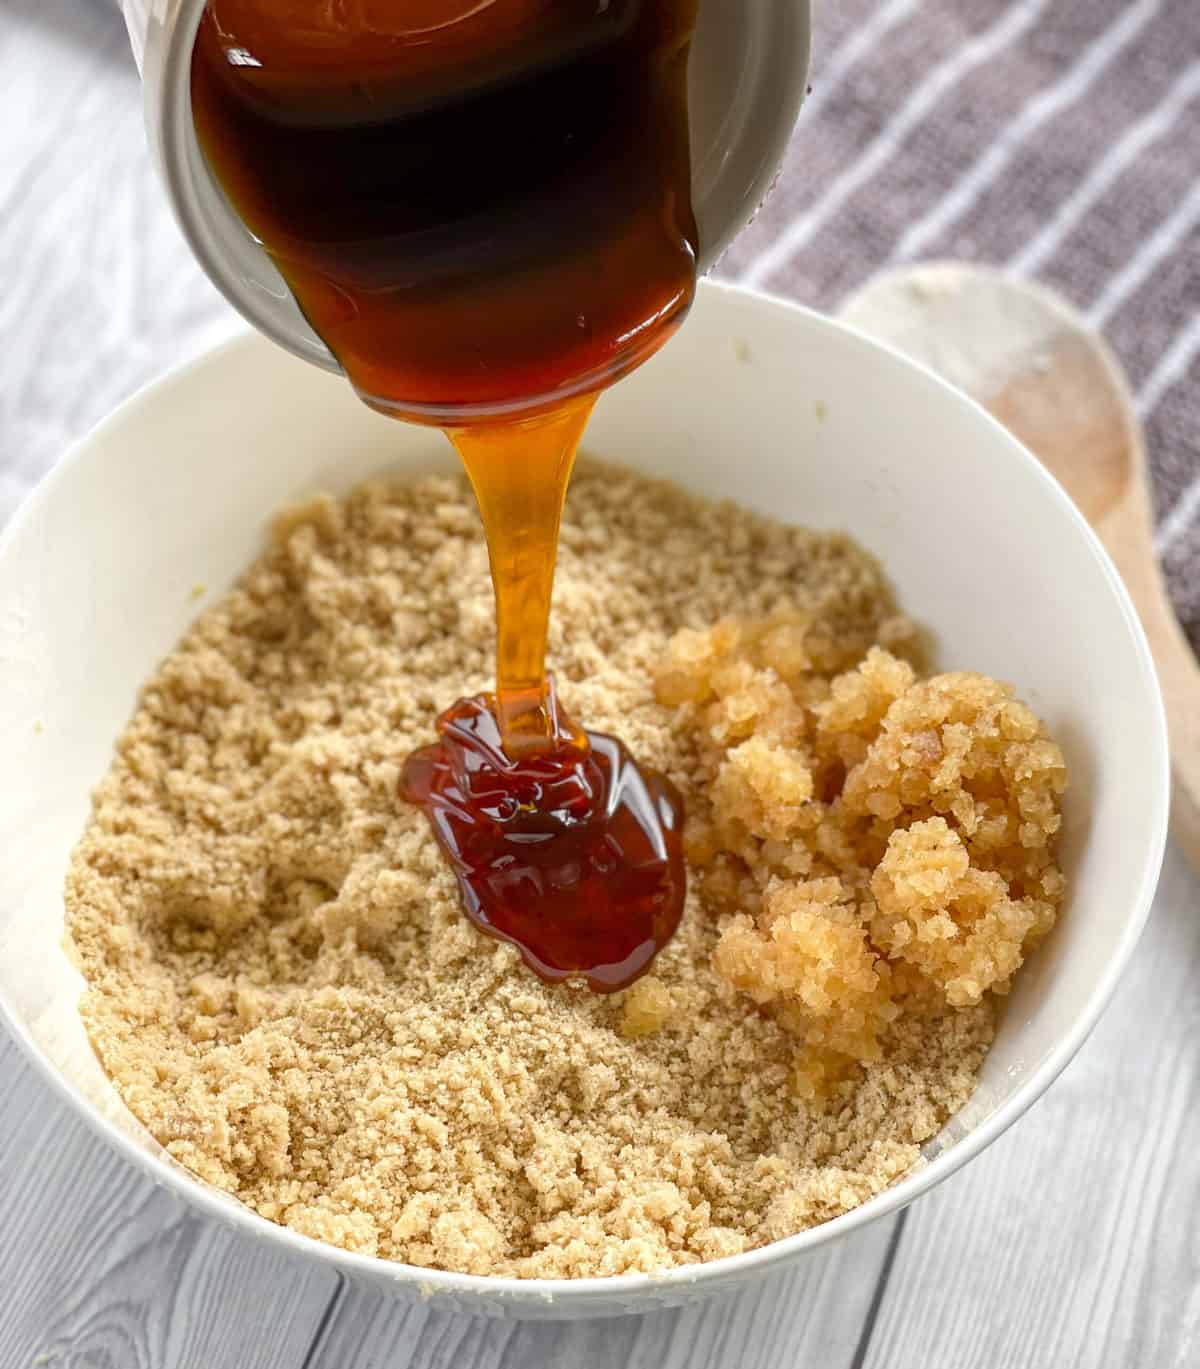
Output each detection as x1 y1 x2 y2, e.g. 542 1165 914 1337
0 283 1167 1317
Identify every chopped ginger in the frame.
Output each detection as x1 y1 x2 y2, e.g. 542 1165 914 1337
657 628 1066 1091
620 975 675 1038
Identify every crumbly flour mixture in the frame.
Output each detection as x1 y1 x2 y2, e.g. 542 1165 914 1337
65 460 1065 1278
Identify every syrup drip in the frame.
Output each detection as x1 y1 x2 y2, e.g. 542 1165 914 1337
448 398 593 756
190 0 697 988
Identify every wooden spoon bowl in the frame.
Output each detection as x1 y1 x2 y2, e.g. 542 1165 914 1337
840 262 1200 866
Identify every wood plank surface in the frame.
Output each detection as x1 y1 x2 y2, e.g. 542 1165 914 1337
0 1022 896 1368
2 3 1197 1367
862 843 1200 1369
302 1220 900 1369
0 0 234 526
0 1034 339 1369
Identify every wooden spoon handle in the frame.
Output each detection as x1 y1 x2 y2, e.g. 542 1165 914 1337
994 326 1200 866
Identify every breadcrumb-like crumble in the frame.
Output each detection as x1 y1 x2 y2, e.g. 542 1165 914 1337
65 461 1065 1279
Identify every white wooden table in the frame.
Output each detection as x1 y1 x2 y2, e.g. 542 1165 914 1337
2 4 1197 1365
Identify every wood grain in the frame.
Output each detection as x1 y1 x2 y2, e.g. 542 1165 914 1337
0 1017 899 1368
1 5 1197 1368
861 844 1200 1369
0 0 235 526
0 1033 339 1369
303 1221 900 1369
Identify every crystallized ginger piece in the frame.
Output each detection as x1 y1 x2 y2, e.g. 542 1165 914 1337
620 976 676 1038
815 646 916 770
871 818 1051 1006
654 613 810 749
713 878 895 1062
669 633 1065 1041
841 667 1067 865
711 735 815 843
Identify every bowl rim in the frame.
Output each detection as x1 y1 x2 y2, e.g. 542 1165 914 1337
0 280 1170 1310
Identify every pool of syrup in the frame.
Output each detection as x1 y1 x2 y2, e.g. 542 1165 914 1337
401 685 685 991
191 0 698 988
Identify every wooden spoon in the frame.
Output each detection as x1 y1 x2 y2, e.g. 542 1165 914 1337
838 261 1198 866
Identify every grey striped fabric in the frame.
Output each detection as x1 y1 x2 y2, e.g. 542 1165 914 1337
2 1 1195 648
716 0 1200 649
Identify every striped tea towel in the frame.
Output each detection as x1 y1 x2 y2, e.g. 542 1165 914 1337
717 0 1200 650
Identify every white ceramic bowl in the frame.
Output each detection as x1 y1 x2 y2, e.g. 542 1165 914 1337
0 282 1168 1319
